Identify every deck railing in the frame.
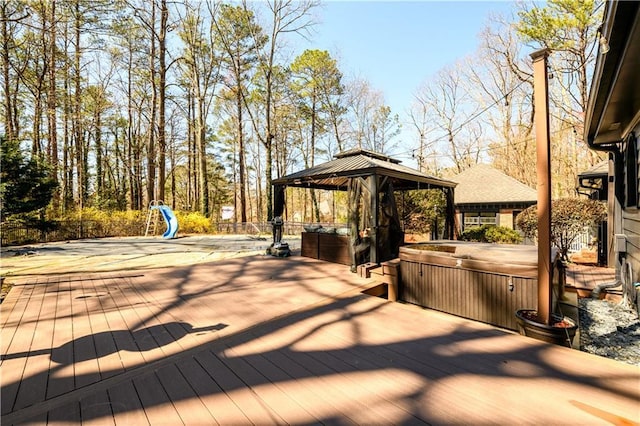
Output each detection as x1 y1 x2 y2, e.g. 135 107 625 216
0 220 350 247
1 219 435 248
0 220 155 247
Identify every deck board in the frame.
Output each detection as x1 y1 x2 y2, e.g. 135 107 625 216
220 343 312 425
8 278 50 414
566 264 616 291
194 349 283 425
175 356 250 425
47 400 82 425
47 278 77 399
132 372 184 425
154 363 218 425
79 390 116 426
107 381 150 426
73 276 103 389
243 336 362 425
1 254 639 425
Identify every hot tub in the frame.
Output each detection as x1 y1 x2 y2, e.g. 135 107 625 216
399 241 557 330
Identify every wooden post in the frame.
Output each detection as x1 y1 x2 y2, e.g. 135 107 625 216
531 48 552 325
369 175 379 264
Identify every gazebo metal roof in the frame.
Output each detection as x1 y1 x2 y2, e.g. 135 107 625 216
273 149 456 191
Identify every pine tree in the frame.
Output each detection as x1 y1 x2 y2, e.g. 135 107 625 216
0 136 57 220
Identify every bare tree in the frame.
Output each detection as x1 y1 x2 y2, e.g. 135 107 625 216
408 95 440 173
414 63 483 174
341 76 399 154
468 18 536 186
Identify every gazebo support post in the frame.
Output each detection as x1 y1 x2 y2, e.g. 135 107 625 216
444 187 456 239
369 175 379 264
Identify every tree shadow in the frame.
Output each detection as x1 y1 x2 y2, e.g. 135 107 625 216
1 322 227 364
2 255 639 425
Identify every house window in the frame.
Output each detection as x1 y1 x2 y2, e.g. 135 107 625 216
463 212 497 230
625 133 639 209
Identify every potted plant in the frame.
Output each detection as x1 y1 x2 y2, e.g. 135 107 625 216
515 257 577 347
515 308 577 347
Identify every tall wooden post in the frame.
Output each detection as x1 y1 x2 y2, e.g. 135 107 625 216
531 48 552 325
369 175 379 264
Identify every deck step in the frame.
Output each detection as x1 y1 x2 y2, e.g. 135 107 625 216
358 259 400 302
362 283 387 298
569 248 598 265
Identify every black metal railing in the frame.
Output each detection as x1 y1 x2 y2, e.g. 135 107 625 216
0 220 350 247
0 220 119 247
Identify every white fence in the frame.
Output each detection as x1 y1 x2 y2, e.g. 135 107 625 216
568 227 594 253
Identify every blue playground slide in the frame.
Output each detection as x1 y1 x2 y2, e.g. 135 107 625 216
153 205 179 239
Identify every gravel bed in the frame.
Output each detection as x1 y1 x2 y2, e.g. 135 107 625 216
579 298 640 366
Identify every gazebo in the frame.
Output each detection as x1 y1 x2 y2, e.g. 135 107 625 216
272 149 457 271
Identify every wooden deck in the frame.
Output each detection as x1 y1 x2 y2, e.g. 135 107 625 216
566 264 619 299
1 254 639 425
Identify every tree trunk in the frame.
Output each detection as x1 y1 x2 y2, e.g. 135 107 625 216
237 83 247 224
126 42 133 209
47 0 59 211
310 92 320 222
1 3 16 142
265 134 274 219
146 0 157 206
61 17 73 212
95 109 103 197
187 89 195 211
157 0 168 202
170 134 176 209
196 96 209 216
74 0 85 209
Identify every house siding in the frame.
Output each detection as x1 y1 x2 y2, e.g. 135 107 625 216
455 205 533 233
622 127 640 284
623 209 640 273
499 211 514 229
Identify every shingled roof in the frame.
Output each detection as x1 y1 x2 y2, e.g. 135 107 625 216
450 164 536 205
273 149 456 191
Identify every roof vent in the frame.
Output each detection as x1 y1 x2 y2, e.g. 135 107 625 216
334 149 400 164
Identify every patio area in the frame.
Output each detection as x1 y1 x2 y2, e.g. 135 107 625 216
1 237 639 424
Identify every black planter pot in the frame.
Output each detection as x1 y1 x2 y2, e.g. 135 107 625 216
515 309 577 348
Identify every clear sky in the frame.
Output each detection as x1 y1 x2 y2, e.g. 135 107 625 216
298 1 517 162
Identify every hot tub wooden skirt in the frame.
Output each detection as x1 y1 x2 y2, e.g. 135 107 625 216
400 260 538 331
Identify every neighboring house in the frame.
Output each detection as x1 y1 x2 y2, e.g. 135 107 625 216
584 1 639 290
450 164 537 233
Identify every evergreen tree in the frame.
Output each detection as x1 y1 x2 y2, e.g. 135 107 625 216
0 136 57 220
